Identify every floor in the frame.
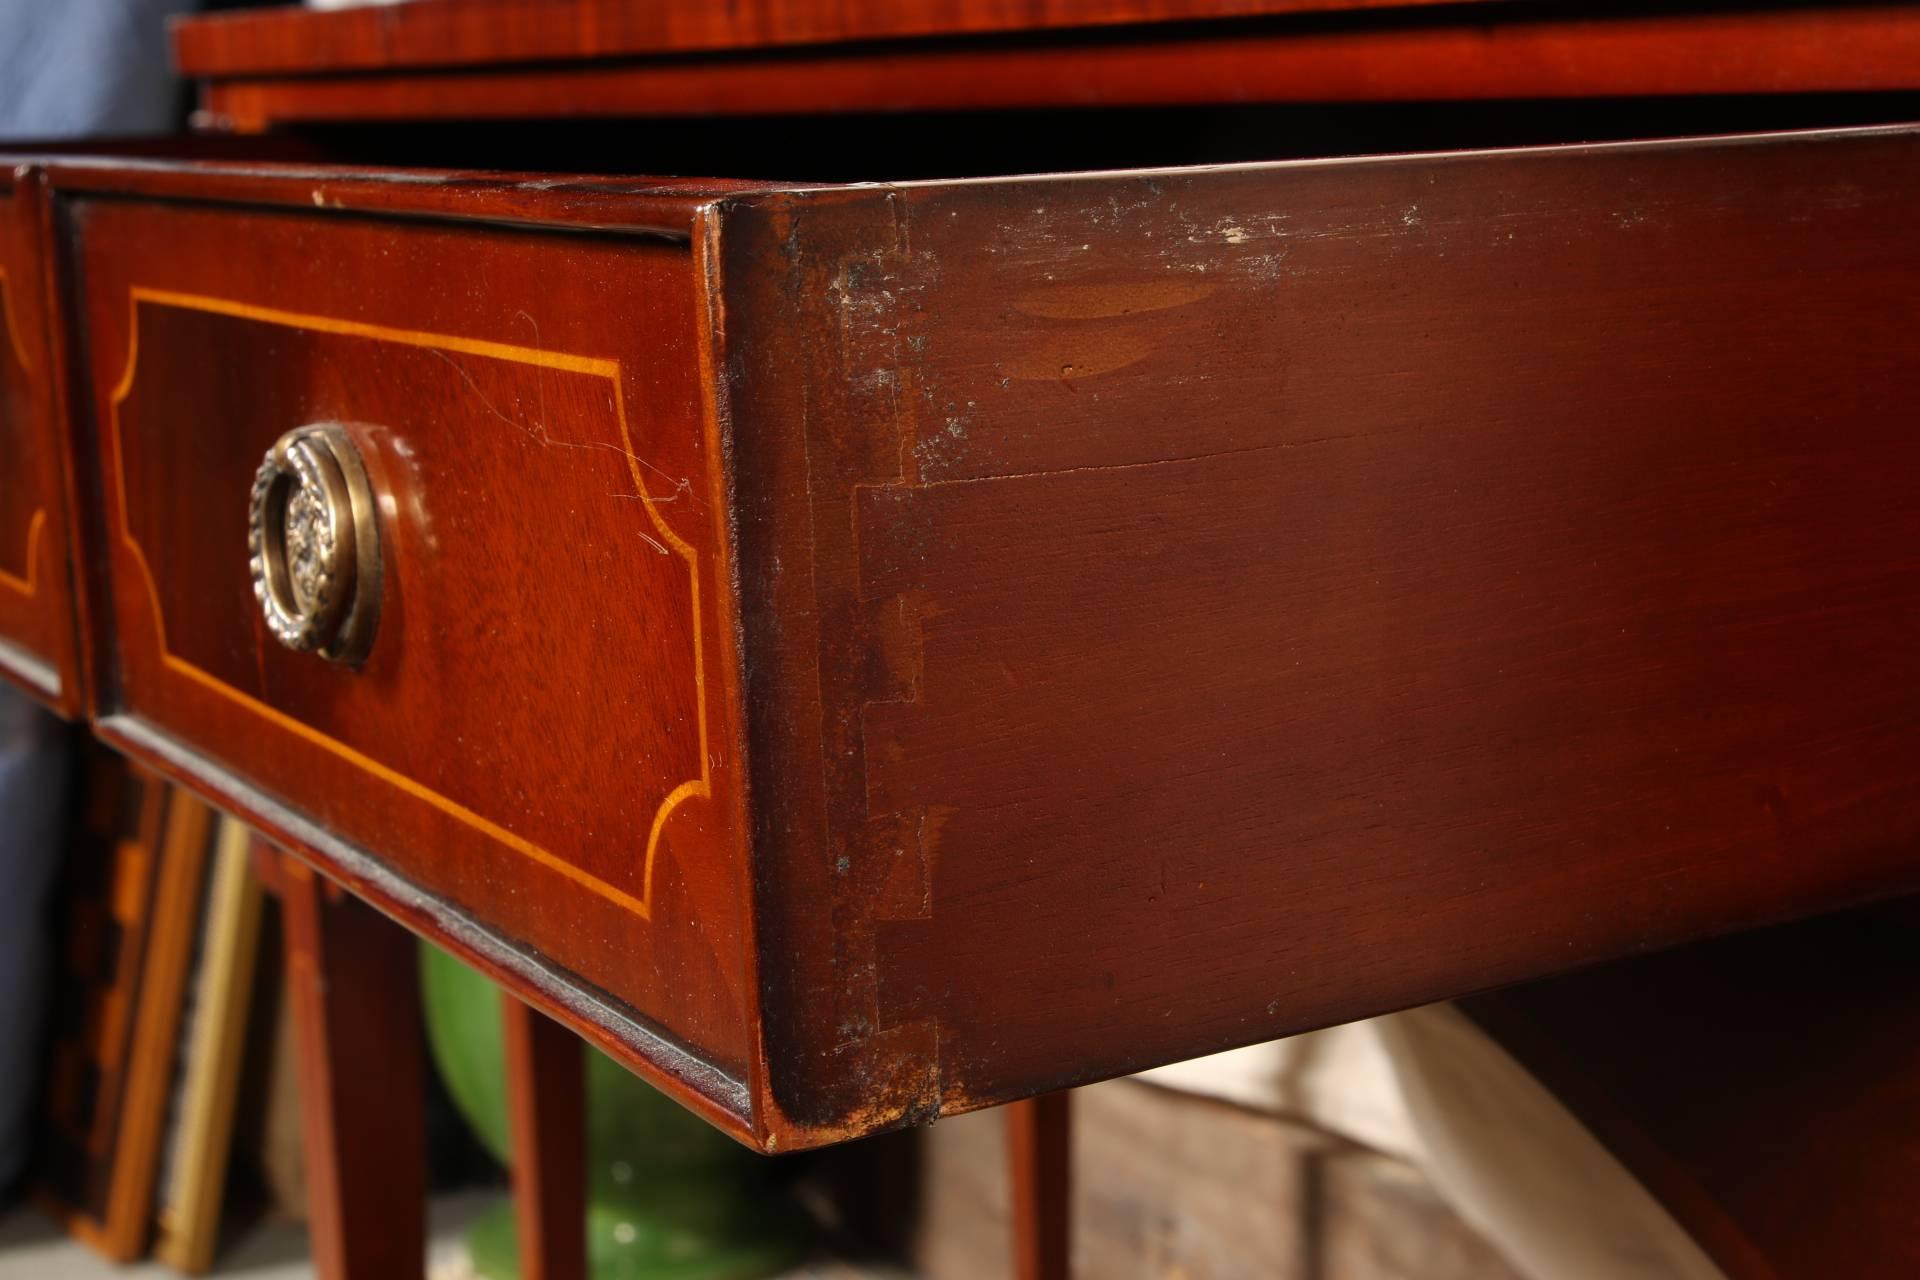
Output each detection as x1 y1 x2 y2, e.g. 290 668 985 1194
0 1191 487 1279
0 1193 896 1279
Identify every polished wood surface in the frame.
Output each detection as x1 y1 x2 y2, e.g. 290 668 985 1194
183 4 1920 130
1468 899 1920 1280
172 0 1494 75
10 10 1915 1279
1006 1094 1073 1280
269 850 428 1280
503 996 589 1280
42 158 770 231
0 168 85 711
17 122 1920 1154
714 123 1920 1138
57 173 765 1139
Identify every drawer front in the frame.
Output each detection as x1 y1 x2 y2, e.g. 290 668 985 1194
0 179 82 710
64 194 754 1113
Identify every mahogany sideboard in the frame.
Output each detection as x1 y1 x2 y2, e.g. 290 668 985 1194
5 1 1920 1273
6 121 1919 1150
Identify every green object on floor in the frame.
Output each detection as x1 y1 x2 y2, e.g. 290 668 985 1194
419 943 811 1280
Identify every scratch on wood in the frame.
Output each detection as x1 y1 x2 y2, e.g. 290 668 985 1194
913 435 1361 491
424 346 703 512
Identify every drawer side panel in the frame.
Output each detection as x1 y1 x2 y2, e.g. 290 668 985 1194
720 126 1920 1135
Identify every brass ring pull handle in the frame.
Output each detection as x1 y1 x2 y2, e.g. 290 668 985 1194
248 424 382 665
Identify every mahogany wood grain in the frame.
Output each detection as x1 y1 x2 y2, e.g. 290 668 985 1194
26 124 1920 1153
172 0 1500 77
503 995 589 1280
1006 1094 1073 1280
711 123 1920 1140
1467 899 1920 1280
275 849 428 1280
41 158 772 234
188 5 1920 130
0 167 85 712
51 169 767 1139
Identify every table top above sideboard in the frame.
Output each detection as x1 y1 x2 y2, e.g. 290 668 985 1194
173 0 1504 76
172 0 1920 132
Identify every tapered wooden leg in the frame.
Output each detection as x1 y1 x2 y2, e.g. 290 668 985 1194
1006 1092 1072 1280
275 850 426 1280
502 994 588 1280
